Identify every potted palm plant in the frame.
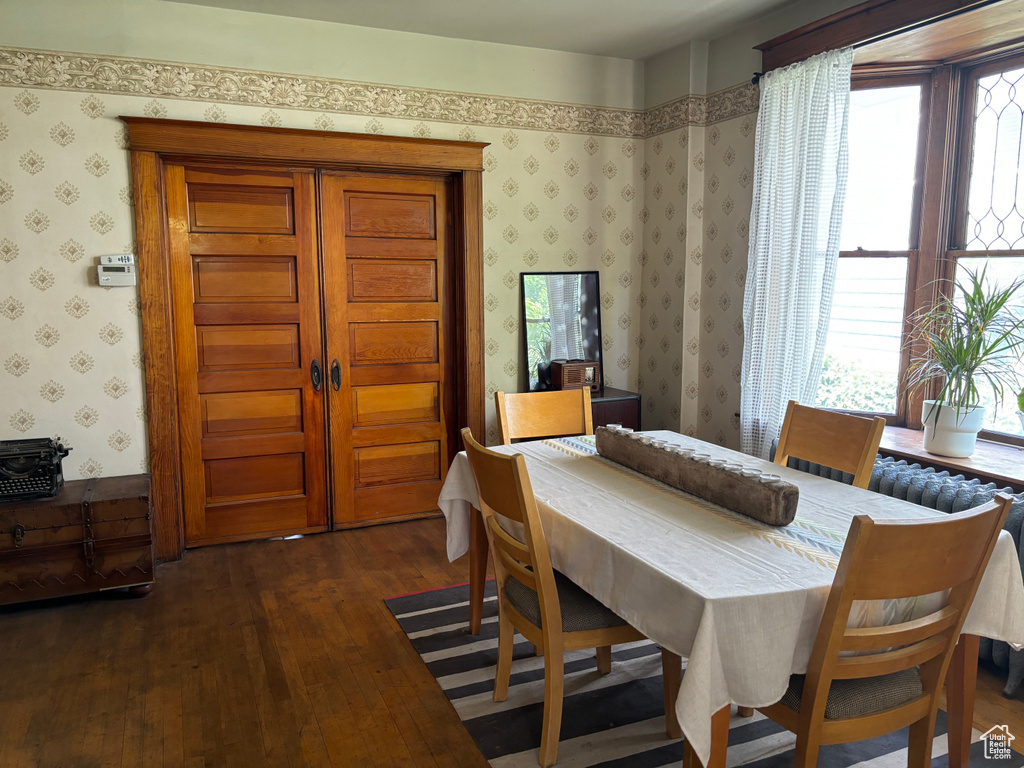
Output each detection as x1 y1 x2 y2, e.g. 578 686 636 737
1018 386 1024 433
906 266 1024 457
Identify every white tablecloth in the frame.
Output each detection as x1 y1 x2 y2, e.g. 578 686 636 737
438 432 1024 764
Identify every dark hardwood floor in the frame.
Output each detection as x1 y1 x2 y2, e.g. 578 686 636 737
0 519 488 768
1 517 1020 767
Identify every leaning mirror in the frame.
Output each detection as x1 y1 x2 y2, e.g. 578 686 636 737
521 271 602 390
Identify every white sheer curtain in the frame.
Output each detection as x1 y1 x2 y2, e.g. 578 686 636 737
546 274 584 360
740 47 854 459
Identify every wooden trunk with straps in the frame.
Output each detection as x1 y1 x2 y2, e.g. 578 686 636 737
0 475 155 605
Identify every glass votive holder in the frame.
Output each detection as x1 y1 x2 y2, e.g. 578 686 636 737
691 452 712 463
739 467 761 479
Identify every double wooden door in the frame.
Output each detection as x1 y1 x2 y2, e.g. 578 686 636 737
167 165 454 545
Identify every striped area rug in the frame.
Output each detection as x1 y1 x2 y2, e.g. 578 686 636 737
386 581 1023 768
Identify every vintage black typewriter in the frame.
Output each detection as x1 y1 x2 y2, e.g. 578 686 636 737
0 438 72 502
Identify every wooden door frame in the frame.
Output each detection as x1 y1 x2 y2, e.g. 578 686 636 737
122 117 487 561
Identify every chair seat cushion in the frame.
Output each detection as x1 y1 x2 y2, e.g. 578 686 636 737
779 668 924 720
503 571 629 633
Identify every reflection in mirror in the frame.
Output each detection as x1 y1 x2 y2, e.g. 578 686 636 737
521 271 602 390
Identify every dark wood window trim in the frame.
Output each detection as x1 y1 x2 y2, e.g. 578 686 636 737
122 118 487 561
756 0 1000 73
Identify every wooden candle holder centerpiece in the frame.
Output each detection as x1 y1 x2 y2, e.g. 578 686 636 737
595 427 799 526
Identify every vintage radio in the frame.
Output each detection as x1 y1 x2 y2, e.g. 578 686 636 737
550 359 601 392
0 438 71 502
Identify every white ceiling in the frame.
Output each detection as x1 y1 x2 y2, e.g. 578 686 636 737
164 0 796 60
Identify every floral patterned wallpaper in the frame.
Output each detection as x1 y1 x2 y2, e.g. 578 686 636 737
1 88 146 480
636 125 692 433
0 46 758 479
636 113 755 451
695 114 756 447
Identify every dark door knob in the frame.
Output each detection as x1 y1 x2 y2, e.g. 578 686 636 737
330 359 341 391
310 359 323 392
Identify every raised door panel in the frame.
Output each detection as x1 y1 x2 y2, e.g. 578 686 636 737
188 185 294 233
349 322 438 365
196 326 300 370
168 165 326 545
353 442 440 487
202 390 303 437
352 383 438 427
194 256 297 302
346 194 435 238
205 453 305 502
348 260 436 302
322 174 454 526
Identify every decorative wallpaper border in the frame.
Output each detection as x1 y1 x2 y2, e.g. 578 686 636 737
0 46 757 137
644 83 760 137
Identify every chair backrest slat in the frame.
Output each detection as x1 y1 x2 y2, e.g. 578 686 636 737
496 389 594 445
488 518 538 590
848 510 1005 599
841 606 958 652
774 400 885 488
465 431 529 524
832 635 948 679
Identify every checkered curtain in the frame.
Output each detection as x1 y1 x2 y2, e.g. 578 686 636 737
740 48 855 458
547 273 584 361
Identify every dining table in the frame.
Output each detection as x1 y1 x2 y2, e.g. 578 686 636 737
436 430 1024 768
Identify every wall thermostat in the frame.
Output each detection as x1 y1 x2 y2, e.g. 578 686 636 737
99 254 135 265
97 263 137 287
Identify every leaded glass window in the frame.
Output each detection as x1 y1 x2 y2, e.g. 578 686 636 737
965 66 1024 250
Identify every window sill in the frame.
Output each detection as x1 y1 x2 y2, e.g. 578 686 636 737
879 426 1024 494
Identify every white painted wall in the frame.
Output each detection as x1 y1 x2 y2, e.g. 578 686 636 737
707 0 863 92
0 0 645 109
644 0 863 103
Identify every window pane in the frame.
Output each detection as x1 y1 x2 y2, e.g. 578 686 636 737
816 257 908 414
954 257 1024 437
965 66 1024 250
839 86 921 251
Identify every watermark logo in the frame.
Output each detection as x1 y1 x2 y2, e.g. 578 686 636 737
982 725 1016 760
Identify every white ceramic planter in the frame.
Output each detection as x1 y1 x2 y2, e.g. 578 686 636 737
921 400 986 458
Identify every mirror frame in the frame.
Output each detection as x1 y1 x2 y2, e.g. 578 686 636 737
520 270 603 391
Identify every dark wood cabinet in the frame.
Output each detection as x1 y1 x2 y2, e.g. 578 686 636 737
0 475 155 605
591 387 641 431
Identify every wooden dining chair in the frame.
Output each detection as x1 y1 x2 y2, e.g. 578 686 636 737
752 493 1012 768
774 400 886 488
495 389 593 445
461 427 680 767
